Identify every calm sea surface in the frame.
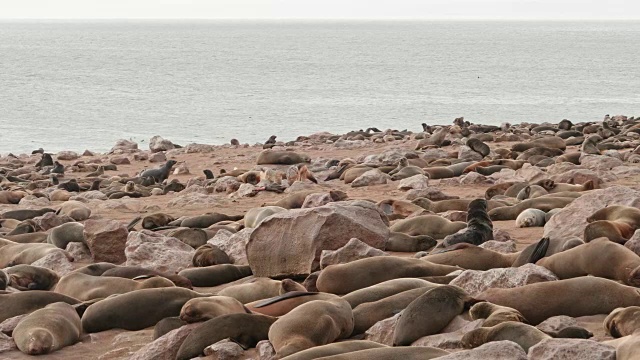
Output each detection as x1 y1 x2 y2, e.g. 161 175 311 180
1 20 639 154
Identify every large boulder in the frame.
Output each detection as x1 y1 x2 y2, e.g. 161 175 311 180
397 175 430 191
125 230 195 273
31 250 74 275
450 264 558 297
544 186 640 241
579 154 624 172
351 169 390 188
528 338 615 360
364 313 400 346
83 219 129 264
320 238 388 269
203 339 244 359
149 135 175 153
130 323 199 360
549 169 604 186
435 341 527 360
110 139 138 153
458 145 483 161
411 318 483 350
247 201 390 278
56 151 79 161
208 229 252 265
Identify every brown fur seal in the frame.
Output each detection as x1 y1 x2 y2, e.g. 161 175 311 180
1 208 56 221
485 182 517 199
269 298 354 358
57 200 91 221
47 222 84 249
393 285 474 345
424 244 517 270
412 198 505 212
245 206 287 227
316 257 460 295
441 199 493 247
218 277 306 304
605 306 640 338
461 321 550 352
467 138 490 157
511 136 566 151
488 197 574 220
478 277 640 324
246 291 337 316
0 291 79 323
342 278 438 308
280 340 387 360
5 264 59 291
13 302 82 355
180 213 243 228
0 241 72 267
141 213 175 230
386 232 437 252
389 215 466 239
512 236 584 267
192 243 230 267
423 167 455 179
516 185 548 200
54 272 175 301
140 159 177 183
176 313 276 360
100 266 193 289
504 182 529 198
536 238 640 286
81 287 206 332
178 264 252 287
257 150 310 165
311 347 449 360
470 302 527 327
584 205 640 243
179 295 248 322
153 316 187 339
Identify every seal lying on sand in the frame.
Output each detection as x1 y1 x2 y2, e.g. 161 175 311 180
13 302 82 355
441 199 493 247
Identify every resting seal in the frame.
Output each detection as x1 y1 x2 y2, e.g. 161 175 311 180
280 340 386 360
424 244 518 270
246 291 337 317
218 277 306 304
584 205 640 243
13 302 82 355
47 222 85 249
179 295 248 323
469 302 527 327
389 215 466 239
488 197 574 221
54 271 175 301
342 278 437 308
5 264 59 291
257 150 310 165
0 291 79 323
515 208 547 227
192 243 230 267
604 306 640 338
386 232 436 252
461 321 550 352
178 264 252 287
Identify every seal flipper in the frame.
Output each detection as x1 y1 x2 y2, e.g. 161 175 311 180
527 237 550 264
126 216 142 231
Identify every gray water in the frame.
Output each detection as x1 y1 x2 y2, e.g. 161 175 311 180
1 20 639 154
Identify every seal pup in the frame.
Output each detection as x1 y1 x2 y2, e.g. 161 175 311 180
12 302 82 355
192 243 230 267
140 159 177 183
515 208 547 227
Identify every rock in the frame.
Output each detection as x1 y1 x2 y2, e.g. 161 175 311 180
397 175 430 190
351 169 390 188
125 230 195 273
544 186 640 241
0 314 26 336
545 162 580 175
421 148 451 159
256 340 276 360
184 143 217 153
579 154 624 172
0 332 16 353
301 193 333 208
167 193 227 208
479 240 517 253
31 250 74 275
129 323 199 360
57 151 79 160
149 152 167 163
247 201 389 277
65 242 92 261
459 172 491 185
33 212 74 231
110 139 138 153
83 219 129 264
149 136 175 153
320 238 388 269
215 177 242 193
441 211 468 222
492 228 511 242
173 162 189 175
19 196 50 207
151 188 164 196
363 313 400 346
231 183 258 198
436 340 527 359
535 316 578 334
625 229 640 256
405 188 459 201
70 190 108 201
450 264 558 297
612 165 640 177
489 164 546 184
284 181 323 194
203 339 244 359
549 169 604 186
110 156 131 165
458 145 484 161
133 153 149 161
528 338 615 360
82 150 94 157
411 318 484 350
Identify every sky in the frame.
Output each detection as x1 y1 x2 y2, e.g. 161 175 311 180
0 0 638 20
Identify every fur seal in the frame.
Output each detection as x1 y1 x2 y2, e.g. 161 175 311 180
141 213 175 230
5 264 59 291
280 340 387 360
441 199 493 247
582 134 602 154
100 266 192 289
503 182 529 198
342 278 438 308
393 285 474 345
57 200 91 221
192 243 230 267
1 208 56 221
12 302 82 355
515 208 547 227
516 185 548 200
411 198 505 212
310 347 449 360
0 291 79 323
511 136 566 151
485 182 517 199
316 257 460 295
605 306 640 338
423 167 455 179
478 277 640 324
153 316 187 339
246 291 338 317
164 227 209 248
424 244 517 270
0 241 72 268
512 236 584 266
584 205 640 243
461 321 550 352
467 138 490 157
470 302 527 327
176 313 276 360
178 264 252 287
179 295 248 323
386 232 437 252
269 298 354 358
389 215 467 239
140 160 177 183
257 150 310 165
488 197 574 221
180 213 243 228
536 238 640 286
81 287 206 332
47 222 84 249
54 271 175 301
218 278 306 304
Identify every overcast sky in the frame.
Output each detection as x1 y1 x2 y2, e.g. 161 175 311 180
1 0 638 20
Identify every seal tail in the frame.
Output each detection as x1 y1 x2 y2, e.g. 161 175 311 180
527 237 550 264
126 216 142 231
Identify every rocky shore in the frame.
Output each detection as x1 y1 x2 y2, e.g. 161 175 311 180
1 115 640 359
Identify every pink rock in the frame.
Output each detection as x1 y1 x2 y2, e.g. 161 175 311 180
320 238 388 269
208 229 252 265
125 230 195 273
65 242 92 261
31 250 74 275
364 313 400 346
172 162 189 175
458 145 484 161
110 156 131 165
492 228 511 242
133 153 149 161
110 139 138 153
83 219 129 264
405 188 459 201
579 154 624 172
0 332 16 353
215 177 242 193
544 186 640 241
535 316 578 334
57 151 79 160
549 169 604 186
33 212 74 231
149 152 167 163
203 338 244 359
256 340 277 360
149 136 175 153
302 193 332 208
0 315 26 335
436 340 526 359
411 318 484 350
528 338 615 360
450 264 558 297
480 240 516 253
625 229 640 256
397 175 430 191
351 169 390 188
247 201 389 277
459 172 492 185
130 323 198 360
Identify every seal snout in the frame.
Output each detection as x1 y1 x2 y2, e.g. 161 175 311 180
27 330 53 355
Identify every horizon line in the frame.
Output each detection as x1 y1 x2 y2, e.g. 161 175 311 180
2 17 640 21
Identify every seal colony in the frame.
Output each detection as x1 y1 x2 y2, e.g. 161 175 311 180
0 116 640 358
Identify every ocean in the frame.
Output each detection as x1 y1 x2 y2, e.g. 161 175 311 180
1 20 639 154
